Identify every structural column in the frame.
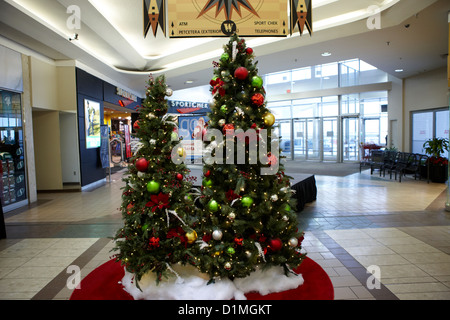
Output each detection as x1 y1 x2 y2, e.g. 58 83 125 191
446 11 450 211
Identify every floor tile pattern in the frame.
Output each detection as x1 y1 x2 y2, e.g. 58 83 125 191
1 166 449 300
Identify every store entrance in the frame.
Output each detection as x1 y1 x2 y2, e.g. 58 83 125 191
104 102 137 171
290 117 338 161
341 116 360 162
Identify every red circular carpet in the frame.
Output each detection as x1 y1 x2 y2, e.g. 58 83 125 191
70 257 334 300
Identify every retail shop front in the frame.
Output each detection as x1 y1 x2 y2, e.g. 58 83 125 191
167 99 211 164
0 45 29 217
75 68 141 189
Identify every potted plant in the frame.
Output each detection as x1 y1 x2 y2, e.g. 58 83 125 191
423 137 449 183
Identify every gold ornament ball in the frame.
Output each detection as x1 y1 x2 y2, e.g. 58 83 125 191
186 230 198 244
263 113 276 127
177 147 186 158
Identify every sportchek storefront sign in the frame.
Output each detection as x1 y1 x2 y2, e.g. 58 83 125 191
168 100 211 115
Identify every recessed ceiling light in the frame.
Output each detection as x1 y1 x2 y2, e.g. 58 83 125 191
185 80 194 84
395 69 404 73
322 52 332 57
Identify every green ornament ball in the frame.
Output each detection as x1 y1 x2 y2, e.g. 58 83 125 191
241 196 254 208
251 76 263 88
284 204 292 212
227 247 236 255
220 105 228 114
202 178 213 188
220 53 229 61
147 180 161 194
208 200 220 212
171 131 179 141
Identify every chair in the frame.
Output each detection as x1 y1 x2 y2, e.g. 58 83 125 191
370 150 385 176
402 153 421 181
382 151 398 179
418 155 430 183
395 153 420 182
360 148 372 173
392 152 409 182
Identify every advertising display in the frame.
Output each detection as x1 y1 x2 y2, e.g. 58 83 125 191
100 125 110 169
124 124 132 159
84 99 101 149
178 116 209 160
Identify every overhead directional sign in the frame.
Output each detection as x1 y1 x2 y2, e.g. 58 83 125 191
167 0 289 37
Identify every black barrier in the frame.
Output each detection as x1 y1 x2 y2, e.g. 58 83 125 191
0 205 6 239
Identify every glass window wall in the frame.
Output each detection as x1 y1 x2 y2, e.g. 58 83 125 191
412 109 449 158
341 94 359 114
263 59 389 162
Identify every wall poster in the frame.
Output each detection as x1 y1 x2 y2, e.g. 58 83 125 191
84 99 101 149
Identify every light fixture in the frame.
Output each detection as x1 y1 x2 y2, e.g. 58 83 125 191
322 52 332 57
185 80 194 84
395 69 404 73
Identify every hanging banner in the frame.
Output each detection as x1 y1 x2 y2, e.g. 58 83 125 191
144 0 166 37
167 0 288 38
290 0 312 36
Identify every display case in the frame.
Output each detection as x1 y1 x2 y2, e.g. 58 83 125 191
0 89 27 211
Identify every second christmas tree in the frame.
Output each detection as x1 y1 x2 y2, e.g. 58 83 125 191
195 34 306 281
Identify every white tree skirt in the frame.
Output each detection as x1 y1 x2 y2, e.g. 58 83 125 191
121 264 304 300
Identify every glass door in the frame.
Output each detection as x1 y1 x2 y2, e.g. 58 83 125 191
307 118 321 160
323 118 338 161
293 119 306 160
277 120 292 159
342 116 360 161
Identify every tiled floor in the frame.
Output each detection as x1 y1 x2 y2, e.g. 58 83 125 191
1 165 449 300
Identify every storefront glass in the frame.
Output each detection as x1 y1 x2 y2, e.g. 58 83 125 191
0 89 27 210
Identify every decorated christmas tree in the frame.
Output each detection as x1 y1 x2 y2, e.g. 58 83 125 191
113 75 198 287
195 34 306 281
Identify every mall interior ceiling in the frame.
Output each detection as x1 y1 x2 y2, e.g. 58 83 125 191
0 0 448 97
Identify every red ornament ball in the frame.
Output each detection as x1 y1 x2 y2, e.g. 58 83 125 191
267 153 278 166
269 238 283 252
135 158 149 172
126 203 134 215
246 47 253 55
205 170 211 178
133 120 140 130
251 93 265 106
223 124 235 135
234 67 249 80
176 173 183 181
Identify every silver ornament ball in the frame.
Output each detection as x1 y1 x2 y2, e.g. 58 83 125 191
212 230 223 240
288 238 299 247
